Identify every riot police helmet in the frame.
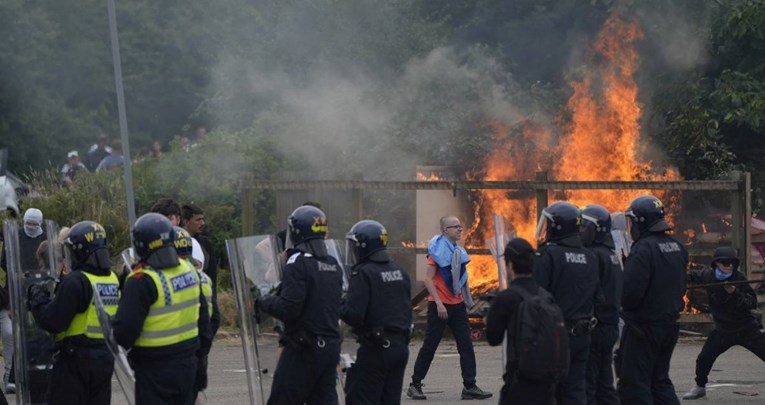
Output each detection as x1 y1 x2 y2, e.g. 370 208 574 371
64 220 111 272
132 213 179 269
534 201 582 243
346 220 390 266
581 204 612 246
286 205 329 257
173 226 194 258
625 195 670 239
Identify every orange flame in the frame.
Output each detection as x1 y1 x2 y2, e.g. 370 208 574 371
461 15 683 292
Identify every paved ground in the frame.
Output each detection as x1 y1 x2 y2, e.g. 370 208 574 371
5 335 765 404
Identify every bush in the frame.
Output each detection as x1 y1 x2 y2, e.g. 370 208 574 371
19 129 283 330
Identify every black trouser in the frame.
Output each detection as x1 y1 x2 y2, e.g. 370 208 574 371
559 332 590 405
499 364 556 405
134 355 197 405
695 323 765 387
268 337 341 405
47 345 113 405
345 334 409 405
586 325 620 405
617 323 679 405
411 302 477 387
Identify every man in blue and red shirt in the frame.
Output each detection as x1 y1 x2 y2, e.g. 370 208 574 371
406 216 492 401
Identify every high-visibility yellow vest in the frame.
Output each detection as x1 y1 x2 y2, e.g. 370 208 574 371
56 271 120 341
134 263 201 347
181 258 213 318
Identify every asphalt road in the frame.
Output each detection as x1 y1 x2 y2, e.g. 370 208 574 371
5 335 765 404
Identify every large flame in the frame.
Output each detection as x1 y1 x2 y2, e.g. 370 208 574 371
463 15 683 292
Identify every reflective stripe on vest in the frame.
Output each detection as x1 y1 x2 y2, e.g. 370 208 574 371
56 271 120 341
134 263 200 347
181 258 213 318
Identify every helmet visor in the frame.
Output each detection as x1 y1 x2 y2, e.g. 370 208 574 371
344 233 360 268
533 211 553 243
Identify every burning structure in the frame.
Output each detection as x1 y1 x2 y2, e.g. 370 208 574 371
241 15 758 328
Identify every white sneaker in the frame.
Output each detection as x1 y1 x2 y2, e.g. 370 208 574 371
5 383 15 394
682 385 705 400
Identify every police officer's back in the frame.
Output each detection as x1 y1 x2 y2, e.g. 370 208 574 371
618 195 687 405
533 201 600 405
258 206 343 405
28 221 118 405
113 213 212 405
341 220 411 405
581 205 622 405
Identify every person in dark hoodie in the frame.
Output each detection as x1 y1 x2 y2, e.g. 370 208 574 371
534 202 602 405
486 237 559 405
580 204 622 405
341 220 411 405
27 221 117 405
618 195 687 405
113 213 212 405
682 247 765 400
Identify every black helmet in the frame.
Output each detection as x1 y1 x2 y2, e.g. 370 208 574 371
535 201 582 242
581 204 611 246
625 195 670 238
287 206 328 247
711 246 740 269
173 226 193 258
132 213 179 269
65 221 111 272
346 220 389 265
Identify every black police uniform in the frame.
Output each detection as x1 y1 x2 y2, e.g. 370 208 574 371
30 269 114 405
688 267 765 387
618 233 687 405
259 248 344 405
534 237 601 405
113 267 212 405
486 276 557 405
341 252 411 405
584 241 622 405
194 233 221 335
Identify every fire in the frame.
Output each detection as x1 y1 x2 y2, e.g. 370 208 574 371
461 15 683 292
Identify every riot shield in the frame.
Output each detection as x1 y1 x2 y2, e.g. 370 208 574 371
484 214 514 370
93 290 135 405
3 219 58 405
325 239 349 291
226 234 280 405
610 212 631 265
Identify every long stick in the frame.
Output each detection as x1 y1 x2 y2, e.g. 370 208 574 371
686 279 764 290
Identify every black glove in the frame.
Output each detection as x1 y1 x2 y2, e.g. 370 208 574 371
194 355 208 392
26 283 51 311
253 297 262 324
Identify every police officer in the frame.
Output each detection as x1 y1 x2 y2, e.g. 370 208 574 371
340 220 411 405
113 213 212 405
618 195 687 405
257 205 343 405
682 247 765 400
533 201 601 405
580 205 622 405
173 226 214 399
27 221 118 405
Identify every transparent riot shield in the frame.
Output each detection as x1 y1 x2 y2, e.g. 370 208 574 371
3 219 59 405
325 239 349 292
94 289 135 405
226 234 280 405
484 214 515 371
610 212 631 265
323 239 350 404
